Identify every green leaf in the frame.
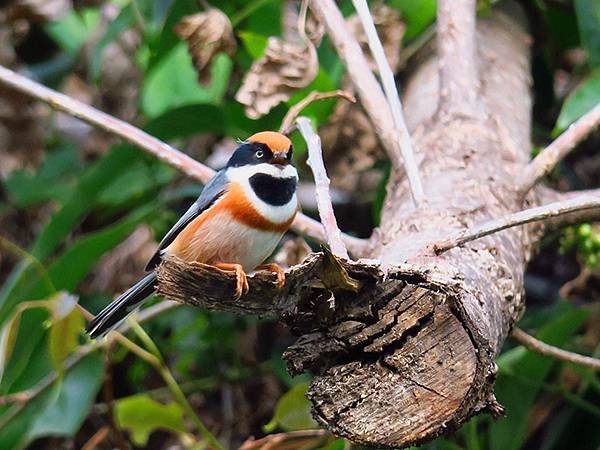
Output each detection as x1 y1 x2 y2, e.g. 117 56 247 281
389 0 437 41
48 308 84 372
490 307 589 450
144 104 225 139
0 352 103 449
556 69 600 131
24 352 104 444
4 145 81 207
265 382 317 432
575 0 600 68
115 394 187 445
142 43 216 117
0 312 21 382
45 8 101 54
238 31 269 59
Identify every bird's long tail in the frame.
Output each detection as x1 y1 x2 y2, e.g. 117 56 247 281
87 272 157 339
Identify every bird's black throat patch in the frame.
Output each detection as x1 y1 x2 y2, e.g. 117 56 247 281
249 173 297 206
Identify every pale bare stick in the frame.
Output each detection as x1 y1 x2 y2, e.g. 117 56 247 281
309 0 408 184
511 327 600 372
434 194 600 253
437 0 482 116
279 90 356 134
0 65 368 255
296 117 349 259
352 0 425 207
518 104 600 195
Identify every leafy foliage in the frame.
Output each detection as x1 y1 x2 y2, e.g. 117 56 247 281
0 0 598 449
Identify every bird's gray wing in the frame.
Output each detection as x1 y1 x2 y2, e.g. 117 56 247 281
145 170 229 270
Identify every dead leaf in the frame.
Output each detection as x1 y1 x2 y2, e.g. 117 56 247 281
236 37 318 119
346 3 405 73
174 8 237 84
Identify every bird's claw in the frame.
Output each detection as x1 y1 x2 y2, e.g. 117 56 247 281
256 263 286 289
214 263 249 299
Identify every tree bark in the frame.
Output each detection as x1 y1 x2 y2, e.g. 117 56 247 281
157 4 535 448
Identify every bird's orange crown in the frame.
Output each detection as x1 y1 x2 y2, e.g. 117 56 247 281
247 131 292 153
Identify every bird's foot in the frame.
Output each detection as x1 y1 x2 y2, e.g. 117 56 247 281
256 263 286 289
214 263 249 299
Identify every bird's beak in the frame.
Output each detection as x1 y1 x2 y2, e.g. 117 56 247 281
270 152 288 166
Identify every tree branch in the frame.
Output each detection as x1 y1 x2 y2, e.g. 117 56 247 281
436 0 482 116
0 64 368 255
297 117 349 259
351 0 425 207
279 90 355 135
511 327 600 372
434 193 600 253
518 104 600 194
309 0 409 185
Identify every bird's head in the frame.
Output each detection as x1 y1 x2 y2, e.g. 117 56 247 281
227 131 294 169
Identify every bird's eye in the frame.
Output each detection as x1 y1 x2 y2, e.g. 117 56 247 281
255 150 264 158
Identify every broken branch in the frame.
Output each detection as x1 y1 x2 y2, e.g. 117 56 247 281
434 193 600 253
518 104 600 194
352 0 425 207
296 117 349 259
511 327 600 372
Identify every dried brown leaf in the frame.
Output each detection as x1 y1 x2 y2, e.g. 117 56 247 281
174 8 237 84
235 37 318 119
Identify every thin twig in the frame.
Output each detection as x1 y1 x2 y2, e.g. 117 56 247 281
352 0 425 207
309 0 407 179
296 117 349 259
436 0 482 116
511 327 600 372
518 104 600 195
279 90 356 134
0 65 367 256
239 429 330 450
434 194 600 253
81 426 110 450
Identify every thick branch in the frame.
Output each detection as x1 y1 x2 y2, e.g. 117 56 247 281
352 0 424 207
437 0 482 116
309 0 406 177
518 104 600 194
0 65 367 255
297 117 349 259
511 327 600 371
434 194 600 253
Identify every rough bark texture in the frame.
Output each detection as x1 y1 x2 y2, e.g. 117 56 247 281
156 5 535 448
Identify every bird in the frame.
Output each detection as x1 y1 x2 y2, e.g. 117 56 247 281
87 131 299 339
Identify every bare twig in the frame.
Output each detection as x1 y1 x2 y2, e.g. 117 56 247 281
0 64 368 255
434 194 600 253
81 426 110 450
297 117 349 259
518 104 600 194
239 430 330 450
436 0 482 116
511 327 600 372
537 187 600 229
309 0 407 179
352 0 425 207
279 90 356 134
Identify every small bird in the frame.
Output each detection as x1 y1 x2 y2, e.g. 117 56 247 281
87 131 299 338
